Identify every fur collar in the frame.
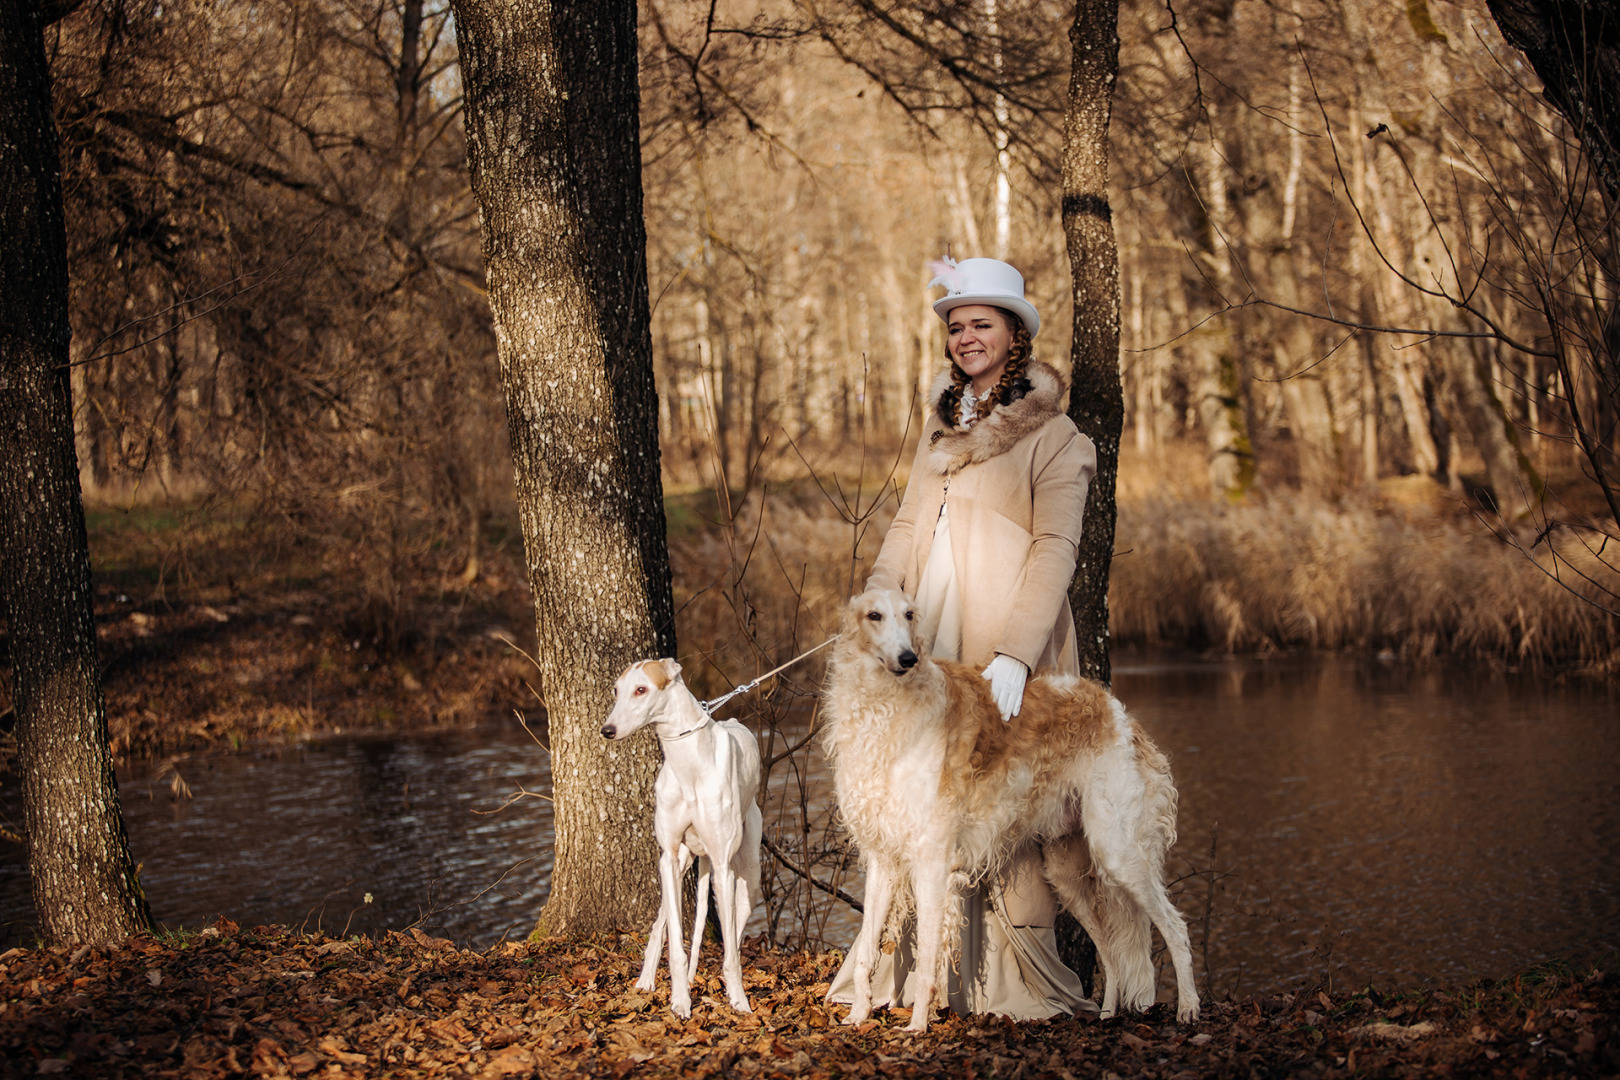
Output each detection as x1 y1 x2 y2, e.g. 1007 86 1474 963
924 360 1069 475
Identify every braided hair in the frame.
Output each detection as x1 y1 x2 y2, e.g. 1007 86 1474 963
935 308 1035 428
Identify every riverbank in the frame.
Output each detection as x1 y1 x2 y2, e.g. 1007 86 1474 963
0 924 1612 1078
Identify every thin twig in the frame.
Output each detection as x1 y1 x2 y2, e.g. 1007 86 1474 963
762 835 863 913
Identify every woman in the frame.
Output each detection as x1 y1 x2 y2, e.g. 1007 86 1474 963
827 256 1098 1020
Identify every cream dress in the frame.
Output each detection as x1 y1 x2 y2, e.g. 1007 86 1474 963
827 391 1097 1020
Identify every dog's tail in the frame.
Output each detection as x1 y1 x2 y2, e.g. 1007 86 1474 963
1133 728 1180 864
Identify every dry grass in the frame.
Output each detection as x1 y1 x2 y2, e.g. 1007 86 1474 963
1111 494 1617 670
1107 439 1620 671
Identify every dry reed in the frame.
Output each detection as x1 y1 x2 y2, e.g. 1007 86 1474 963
1110 494 1619 672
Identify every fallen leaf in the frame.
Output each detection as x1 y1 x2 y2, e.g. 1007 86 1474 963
481 1045 535 1076
410 928 454 951
317 1038 367 1064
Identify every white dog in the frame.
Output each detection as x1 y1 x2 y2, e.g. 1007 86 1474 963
821 589 1199 1032
602 658 763 1018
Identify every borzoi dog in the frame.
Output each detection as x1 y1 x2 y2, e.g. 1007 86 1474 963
821 589 1198 1032
602 658 763 1018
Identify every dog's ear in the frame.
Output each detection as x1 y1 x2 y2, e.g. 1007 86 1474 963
652 658 681 687
843 592 869 631
910 619 934 660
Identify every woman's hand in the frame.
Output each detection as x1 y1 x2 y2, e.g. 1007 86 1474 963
981 654 1028 722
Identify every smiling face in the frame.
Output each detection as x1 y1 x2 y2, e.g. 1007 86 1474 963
945 304 1014 395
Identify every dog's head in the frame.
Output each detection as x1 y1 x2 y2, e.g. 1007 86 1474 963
842 588 925 676
601 658 681 740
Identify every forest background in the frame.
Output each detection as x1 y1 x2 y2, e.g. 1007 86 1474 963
7 0 1620 768
2 2 1619 1068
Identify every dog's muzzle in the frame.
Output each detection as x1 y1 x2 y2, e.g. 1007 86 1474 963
891 649 918 675
600 723 619 739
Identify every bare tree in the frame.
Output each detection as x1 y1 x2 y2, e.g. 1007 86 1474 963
449 0 675 935
0 0 151 945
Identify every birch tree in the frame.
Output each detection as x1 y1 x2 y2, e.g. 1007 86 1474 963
448 0 675 935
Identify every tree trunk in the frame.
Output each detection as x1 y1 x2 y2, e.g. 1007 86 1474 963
0 0 152 946
1447 343 1544 520
1487 0 1620 206
449 0 675 937
1265 249 1342 492
1063 0 1125 689
1192 107 1256 501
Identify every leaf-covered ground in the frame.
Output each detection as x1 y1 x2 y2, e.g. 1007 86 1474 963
0 923 1612 1078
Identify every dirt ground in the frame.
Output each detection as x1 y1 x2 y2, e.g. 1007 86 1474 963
0 924 1614 1079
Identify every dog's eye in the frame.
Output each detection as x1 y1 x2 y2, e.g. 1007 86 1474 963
905 611 915 621
866 611 882 622
634 685 648 696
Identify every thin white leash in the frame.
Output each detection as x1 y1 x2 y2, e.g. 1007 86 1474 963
699 635 839 716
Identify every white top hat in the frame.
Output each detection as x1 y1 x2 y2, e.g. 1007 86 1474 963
926 256 1041 339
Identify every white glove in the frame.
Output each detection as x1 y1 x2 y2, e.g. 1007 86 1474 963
981 654 1028 722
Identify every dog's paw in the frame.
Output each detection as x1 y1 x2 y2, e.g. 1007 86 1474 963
670 997 692 1020
840 1004 872 1026
635 975 656 993
1177 1001 1200 1024
729 995 753 1014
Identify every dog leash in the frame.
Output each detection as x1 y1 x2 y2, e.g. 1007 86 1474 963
699 635 839 715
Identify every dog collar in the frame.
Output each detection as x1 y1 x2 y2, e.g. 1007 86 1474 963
658 715 713 742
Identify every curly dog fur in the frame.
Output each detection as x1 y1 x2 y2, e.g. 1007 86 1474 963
821 588 1199 1032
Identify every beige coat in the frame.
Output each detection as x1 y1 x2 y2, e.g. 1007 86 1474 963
866 360 1097 676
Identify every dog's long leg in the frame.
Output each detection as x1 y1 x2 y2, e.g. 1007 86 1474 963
660 843 695 1018
687 854 711 985
737 803 762 944
1114 866 1200 1022
904 857 952 1033
717 803 762 1013
1043 834 1130 1017
640 842 693 994
711 855 752 1013
840 858 897 1026
637 904 667 993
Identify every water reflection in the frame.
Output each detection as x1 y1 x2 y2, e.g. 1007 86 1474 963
0 729 553 948
0 654 1614 998
1114 652 1620 995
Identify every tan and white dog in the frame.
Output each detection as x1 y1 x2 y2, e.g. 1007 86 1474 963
821 589 1199 1032
602 659 763 1018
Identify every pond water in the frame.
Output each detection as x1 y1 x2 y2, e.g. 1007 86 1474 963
1 653 1615 998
